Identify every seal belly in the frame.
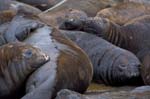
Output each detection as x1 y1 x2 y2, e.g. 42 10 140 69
23 26 59 99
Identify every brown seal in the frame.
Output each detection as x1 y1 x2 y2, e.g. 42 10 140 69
39 8 88 27
21 26 93 99
96 2 150 25
0 42 49 99
6 15 93 99
38 0 124 26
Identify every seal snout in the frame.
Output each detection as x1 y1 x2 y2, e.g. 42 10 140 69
60 19 74 30
43 53 50 62
127 64 141 78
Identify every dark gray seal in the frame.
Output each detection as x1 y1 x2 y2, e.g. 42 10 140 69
59 15 150 85
61 30 142 85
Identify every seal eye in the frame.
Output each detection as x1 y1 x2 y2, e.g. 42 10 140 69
118 64 127 71
69 18 74 22
23 49 33 58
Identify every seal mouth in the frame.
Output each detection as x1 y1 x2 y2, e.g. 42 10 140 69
43 53 50 61
130 72 140 77
39 51 50 62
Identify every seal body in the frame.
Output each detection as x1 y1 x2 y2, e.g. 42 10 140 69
59 15 150 85
8 15 93 99
96 2 150 25
38 0 124 26
0 42 49 99
61 31 142 85
0 0 43 46
0 0 42 25
39 8 88 27
122 15 150 84
0 15 44 46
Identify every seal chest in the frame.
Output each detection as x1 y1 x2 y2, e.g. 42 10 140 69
23 24 93 99
23 26 59 98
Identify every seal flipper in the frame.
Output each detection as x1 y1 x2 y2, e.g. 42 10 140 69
4 15 44 43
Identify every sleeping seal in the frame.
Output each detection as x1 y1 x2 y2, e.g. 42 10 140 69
59 15 150 85
6 15 93 99
61 30 142 85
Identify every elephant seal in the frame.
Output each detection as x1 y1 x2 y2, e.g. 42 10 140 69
96 2 150 25
61 30 142 85
38 0 124 26
39 8 88 27
22 27 92 99
0 0 42 43
0 0 42 33
59 15 150 85
6 15 93 99
0 15 44 46
0 42 49 99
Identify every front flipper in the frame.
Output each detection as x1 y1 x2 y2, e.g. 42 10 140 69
4 15 44 42
22 64 56 99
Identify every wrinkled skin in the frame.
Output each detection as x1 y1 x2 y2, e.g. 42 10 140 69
61 31 142 86
0 42 49 99
59 17 111 37
22 27 92 99
6 15 93 99
59 15 150 85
